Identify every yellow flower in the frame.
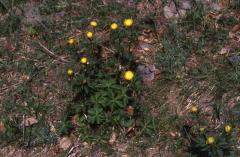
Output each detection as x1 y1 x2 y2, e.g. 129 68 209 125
191 106 198 113
123 18 133 28
67 68 74 76
224 125 232 133
67 37 77 45
86 31 93 39
90 21 97 27
110 23 118 30
80 57 88 64
206 136 215 145
124 70 134 81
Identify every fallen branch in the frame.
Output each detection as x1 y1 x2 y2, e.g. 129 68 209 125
37 42 69 63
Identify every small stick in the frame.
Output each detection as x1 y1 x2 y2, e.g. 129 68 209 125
22 114 26 142
67 137 80 157
100 45 117 54
37 42 69 63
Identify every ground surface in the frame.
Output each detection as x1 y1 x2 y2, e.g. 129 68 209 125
0 0 240 157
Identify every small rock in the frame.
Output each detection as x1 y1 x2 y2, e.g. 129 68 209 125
137 65 156 82
23 2 42 26
228 55 240 65
59 137 72 151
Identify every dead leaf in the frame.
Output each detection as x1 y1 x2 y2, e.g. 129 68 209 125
219 47 230 55
207 12 220 19
70 114 79 126
180 0 191 10
109 131 117 145
163 2 178 19
126 126 135 137
83 142 90 148
127 106 134 115
21 117 38 127
116 143 128 152
0 121 6 133
59 137 72 151
219 0 231 9
49 122 56 133
121 155 129 157
145 147 160 157
169 132 177 137
231 24 240 33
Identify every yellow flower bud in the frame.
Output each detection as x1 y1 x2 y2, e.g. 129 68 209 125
67 68 74 76
206 136 215 145
67 37 77 45
191 106 198 113
224 125 232 133
199 127 205 132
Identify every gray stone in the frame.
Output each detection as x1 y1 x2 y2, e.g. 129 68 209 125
228 55 240 65
22 2 42 26
137 65 156 82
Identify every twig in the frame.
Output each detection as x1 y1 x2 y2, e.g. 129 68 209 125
67 138 80 157
0 82 23 94
100 45 117 54
37 42 69 63
67 145 80 157
22 114 26 142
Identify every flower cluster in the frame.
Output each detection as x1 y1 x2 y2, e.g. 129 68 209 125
66 18 135 81
187 103 236 156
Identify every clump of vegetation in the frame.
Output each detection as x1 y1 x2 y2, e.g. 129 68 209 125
58 18 155 141
182 105 238 157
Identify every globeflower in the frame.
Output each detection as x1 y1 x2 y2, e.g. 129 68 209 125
224 125 232 134
124 70 134 81
67 37 77 45
80 57 88 64
191 105 198 113
123 18 133 28
67 68 74 77
90 21 97 27
86 31 93 39
206 136 215 145
111 23 118 30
